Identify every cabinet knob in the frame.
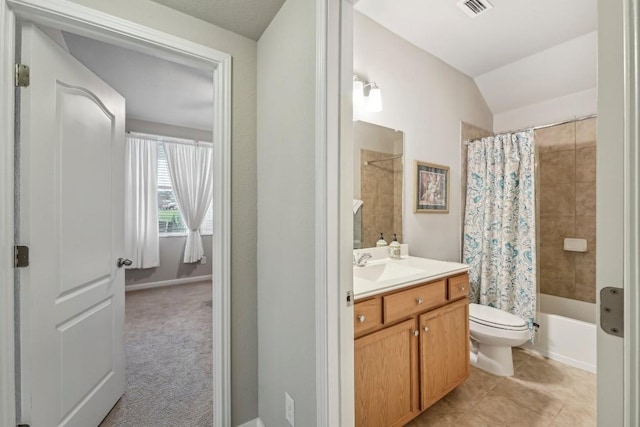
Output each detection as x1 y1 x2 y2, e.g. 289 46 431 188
358 315 366 323
412 330 420 337
459 285 465 291
416 297 423 305
423 326 430 333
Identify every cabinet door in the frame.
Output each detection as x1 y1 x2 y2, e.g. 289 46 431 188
355 318 419 427
420 299 470 410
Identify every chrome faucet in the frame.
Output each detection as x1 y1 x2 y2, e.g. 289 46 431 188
354 252 372 267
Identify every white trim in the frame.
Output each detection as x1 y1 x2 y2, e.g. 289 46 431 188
0 2 16 426
236 417 264 427
125 275 212 292
315 0 329 423
624 0 640 425
1 1 232 426
523 347 597 374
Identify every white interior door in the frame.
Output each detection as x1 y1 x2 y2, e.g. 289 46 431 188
17 23 126 427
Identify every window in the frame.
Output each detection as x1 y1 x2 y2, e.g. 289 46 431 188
157 142 213 235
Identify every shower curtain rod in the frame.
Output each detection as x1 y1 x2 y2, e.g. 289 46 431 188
126 131 213 146
464 114 598 145
364 154 403 166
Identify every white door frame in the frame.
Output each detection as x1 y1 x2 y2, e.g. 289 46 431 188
623 0 640 424
0 1 232 426
315 0 356 425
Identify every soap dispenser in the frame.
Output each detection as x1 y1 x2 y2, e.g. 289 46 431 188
389 234 401 259
376 233 388 247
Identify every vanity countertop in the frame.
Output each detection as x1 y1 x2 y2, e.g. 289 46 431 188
353 256 469 300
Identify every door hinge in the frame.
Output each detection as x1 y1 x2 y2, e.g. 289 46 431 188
600 286 624 337
15 245 29 268
346 290 354 307
15 64 30 87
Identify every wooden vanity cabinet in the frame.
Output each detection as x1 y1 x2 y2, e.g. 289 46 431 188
419 298 469 410
355 319 419 427
354 272 469 427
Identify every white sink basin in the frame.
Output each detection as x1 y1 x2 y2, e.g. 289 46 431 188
353 261 425 283
353 256 469 300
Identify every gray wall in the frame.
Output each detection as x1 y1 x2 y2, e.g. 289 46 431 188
125 235 213 286
257 0 317 424
65 1 260 423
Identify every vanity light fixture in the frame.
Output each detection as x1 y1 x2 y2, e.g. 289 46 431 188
353 74 383 116
366 82 383 113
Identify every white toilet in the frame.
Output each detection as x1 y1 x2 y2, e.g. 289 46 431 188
469 303 530 376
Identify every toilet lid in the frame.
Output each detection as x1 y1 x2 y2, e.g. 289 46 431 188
469 303 529 331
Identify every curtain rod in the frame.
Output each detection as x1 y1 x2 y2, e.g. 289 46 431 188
126 131 213 147
464 114 598 145
364 154 403 166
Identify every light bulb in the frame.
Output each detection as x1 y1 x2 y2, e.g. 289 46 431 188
367 85 383 113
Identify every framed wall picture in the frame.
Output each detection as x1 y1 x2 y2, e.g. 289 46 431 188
415 161 450 213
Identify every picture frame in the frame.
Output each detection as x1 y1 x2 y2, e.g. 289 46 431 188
414 161 450 213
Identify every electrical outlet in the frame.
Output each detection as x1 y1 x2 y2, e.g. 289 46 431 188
285 392 294 426
201 255 207 264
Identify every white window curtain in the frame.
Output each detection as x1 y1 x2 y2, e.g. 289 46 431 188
163 141 213 263
125 136 160 269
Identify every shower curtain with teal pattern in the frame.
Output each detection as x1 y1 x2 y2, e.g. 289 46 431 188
463 130 537 338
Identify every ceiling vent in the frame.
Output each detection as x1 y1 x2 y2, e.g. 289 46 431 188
457 0 494 18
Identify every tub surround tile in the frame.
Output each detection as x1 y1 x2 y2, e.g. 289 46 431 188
575 147 596 183
574 282 596 304
540 183 576 217
575 216 596 246
576 183 596 217
540 150 576 185
576 118 597 148
536 122 575 153
535 118 596 304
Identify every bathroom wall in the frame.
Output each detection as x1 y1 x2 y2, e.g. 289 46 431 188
354 12 493 261
537 118 597 304
65 1 260 423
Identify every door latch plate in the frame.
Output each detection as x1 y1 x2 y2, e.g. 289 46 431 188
600 287 623 337
15 245 29 268
346 290 354 307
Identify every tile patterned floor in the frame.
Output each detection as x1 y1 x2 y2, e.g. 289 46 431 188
407 348 596 427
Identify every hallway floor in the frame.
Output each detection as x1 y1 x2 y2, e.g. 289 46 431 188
100 281 213 427
408 348 596 427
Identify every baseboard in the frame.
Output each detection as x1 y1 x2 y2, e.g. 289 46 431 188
236 418 264 427
125 275 212 292
520 345 597 373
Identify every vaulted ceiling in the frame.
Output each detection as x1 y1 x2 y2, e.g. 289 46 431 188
355 0 598 114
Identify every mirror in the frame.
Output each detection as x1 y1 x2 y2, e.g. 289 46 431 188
353 121 404 249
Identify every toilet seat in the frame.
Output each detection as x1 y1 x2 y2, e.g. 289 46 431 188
469 303 528 331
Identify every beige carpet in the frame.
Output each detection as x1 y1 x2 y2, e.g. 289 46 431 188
100 281 213 427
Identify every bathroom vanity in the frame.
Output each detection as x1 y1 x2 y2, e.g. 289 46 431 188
353 255 470 427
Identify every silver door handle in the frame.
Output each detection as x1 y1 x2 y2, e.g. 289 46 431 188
117 258 132 268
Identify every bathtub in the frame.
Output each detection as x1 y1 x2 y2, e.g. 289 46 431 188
520 294 597 373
